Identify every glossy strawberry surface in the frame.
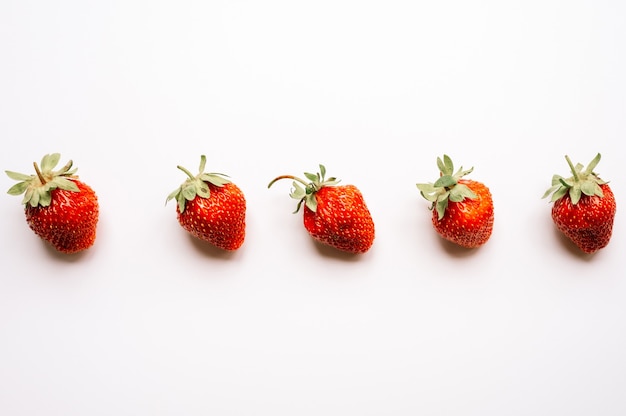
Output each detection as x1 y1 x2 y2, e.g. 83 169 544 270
302 185 375 253
543 153 616 254
25 180 99 253
176 182 246 250
167 155 247 251
268 164 375 254
431 179 494 248
551 183 616 253
417 155 494 249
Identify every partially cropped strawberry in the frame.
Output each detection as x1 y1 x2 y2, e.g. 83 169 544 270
5 153 99 254
166 155 246 250
542 153 616 253
416 155 494 248
268 165 375 253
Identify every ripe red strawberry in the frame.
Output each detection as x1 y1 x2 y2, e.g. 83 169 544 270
416 155 494 248
5 153 99 254
542 153 616 253
268 164 375 253
166 155 246 250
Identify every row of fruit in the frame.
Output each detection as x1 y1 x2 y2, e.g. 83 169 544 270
4 153 617 255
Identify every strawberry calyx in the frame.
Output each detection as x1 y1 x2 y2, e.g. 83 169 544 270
542 153 607 205
267 164 340 213
416 154 477 220
5 153 80 207
166 155 231 214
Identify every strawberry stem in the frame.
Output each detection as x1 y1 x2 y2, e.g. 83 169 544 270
267 175 308 188
33 162 46 185
565 155 580 182
177 165 196 180
268 165 340 213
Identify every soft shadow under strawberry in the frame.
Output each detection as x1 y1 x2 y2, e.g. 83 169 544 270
42 241 92 263
187 233 241 260
437 237 482 259
311 240 365 262
552 227 598 262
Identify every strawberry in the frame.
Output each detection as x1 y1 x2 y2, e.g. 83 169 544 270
166 155 246 251
416 155 494 248
5 153 99 254
268 164 375 254
542 153 616 254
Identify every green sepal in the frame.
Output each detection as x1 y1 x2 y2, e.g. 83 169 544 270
581 181 603 198
543 153 607 205
7 181 30 196
195 183 211 199
289 182 306 199
40 153 61 172
166 188 179 204
5 171 33 181
416 183 439 202
434 175 456 188
303 184 318 212
36 187 52 207
542 183 567 202
289 179 320 213
435 192 449 220
416 154 477 220
304 172 319 182
22 186 34 205
200 173 230 187
166 155 232 214
449 183 476 203
5 153 81 207
182 184 197 201
437 155 453 175
319 164 327 179
30 187 41 207
569 185 582 205
50 177 80 192
268 164 340 214
290 182 306 213
551 174 565 186
305 194 318 212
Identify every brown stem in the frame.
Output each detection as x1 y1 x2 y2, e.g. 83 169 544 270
33 162 46 185
267 175 307 188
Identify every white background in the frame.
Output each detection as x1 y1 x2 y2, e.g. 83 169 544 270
1 1 625 415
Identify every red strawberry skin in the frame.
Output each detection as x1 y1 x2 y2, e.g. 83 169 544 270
432 179 494 248
551 183 616 253
176 182 246 250
25 180 99 254
302 185 375 253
